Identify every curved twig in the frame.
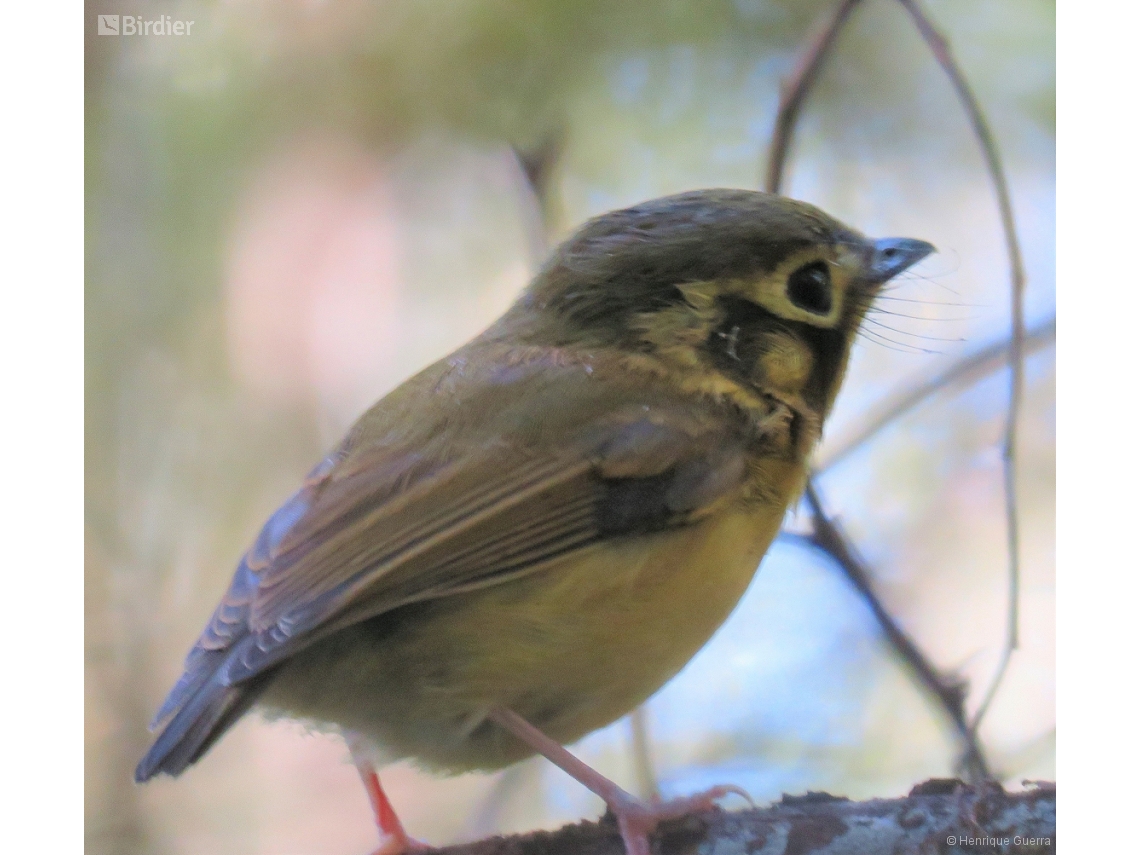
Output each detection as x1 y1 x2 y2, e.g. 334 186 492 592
895 0 1028 746
629 707 661 802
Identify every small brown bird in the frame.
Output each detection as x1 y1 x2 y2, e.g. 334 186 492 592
136 189 932 855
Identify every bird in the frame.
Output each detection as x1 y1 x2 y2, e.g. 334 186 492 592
135 188 933 855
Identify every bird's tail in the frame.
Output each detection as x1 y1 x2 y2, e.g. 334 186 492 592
134 671 273 782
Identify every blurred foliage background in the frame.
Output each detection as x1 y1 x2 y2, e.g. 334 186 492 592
85 1 1055 853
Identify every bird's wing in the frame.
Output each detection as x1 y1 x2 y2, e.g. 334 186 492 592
138 347 753 778
228 375 749 686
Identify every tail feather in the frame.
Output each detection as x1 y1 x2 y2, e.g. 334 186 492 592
148 649 228 731
137 459 335 780
135 671 273 782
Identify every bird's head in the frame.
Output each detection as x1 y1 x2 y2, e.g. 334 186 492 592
514 189 933 419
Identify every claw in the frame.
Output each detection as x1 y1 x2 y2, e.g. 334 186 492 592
488 706 751 855
610 785 753 855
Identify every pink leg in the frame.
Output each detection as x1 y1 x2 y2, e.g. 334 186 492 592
488 708 749 855
347 736 429 855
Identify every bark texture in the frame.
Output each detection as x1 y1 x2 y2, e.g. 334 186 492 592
437 780 1055 855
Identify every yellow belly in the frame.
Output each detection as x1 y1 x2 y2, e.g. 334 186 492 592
460 509 779 727
267 501 787 772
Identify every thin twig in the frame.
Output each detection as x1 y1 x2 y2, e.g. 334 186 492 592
764 0 867 195
896 0 1028 744
461 762 533 838
629 707 661 802
817 316 1054 474
803 483 990 780
764 0 992 780
510 132 564 269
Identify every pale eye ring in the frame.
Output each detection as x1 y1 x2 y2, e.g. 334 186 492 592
786 262 832 315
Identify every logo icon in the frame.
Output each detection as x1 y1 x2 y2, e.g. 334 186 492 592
97 15 120 35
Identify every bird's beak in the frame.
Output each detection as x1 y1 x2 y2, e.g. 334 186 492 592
866 237 936 284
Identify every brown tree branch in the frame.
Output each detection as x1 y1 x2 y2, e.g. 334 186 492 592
437 781 1054 855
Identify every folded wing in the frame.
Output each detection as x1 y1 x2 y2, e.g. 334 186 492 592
135 349 750 781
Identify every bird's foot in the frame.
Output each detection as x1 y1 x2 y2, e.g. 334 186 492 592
358 767 432 855
348 732 432 855
608 786 753 855
487 709 753 855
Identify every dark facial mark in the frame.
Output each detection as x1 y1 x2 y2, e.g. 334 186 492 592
792 321 848 413
705 296 773 383
704 295 850 416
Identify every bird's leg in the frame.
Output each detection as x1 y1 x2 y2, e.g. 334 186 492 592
488 708 749 855
346 734 429 855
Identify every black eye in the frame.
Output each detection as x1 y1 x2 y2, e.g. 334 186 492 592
786 262 832 315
